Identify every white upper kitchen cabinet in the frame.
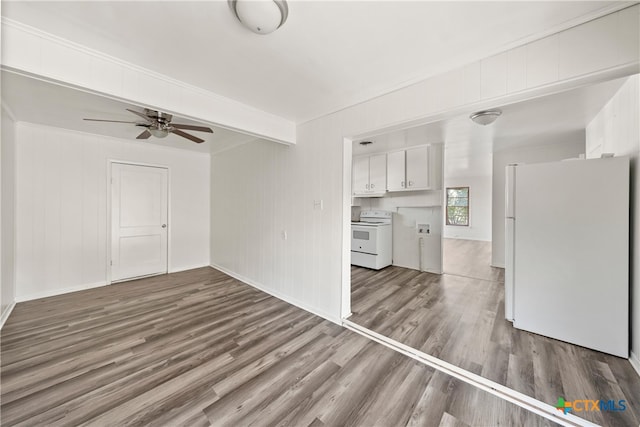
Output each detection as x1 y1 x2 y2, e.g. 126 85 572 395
405 146 430 189
352 153 387 196
387 145 432 191
387 150 406 191
369 154 387 192
353 156 370 194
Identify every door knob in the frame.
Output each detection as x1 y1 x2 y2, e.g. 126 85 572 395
162 224 167 228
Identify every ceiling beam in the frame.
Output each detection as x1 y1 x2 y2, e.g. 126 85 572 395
0 18 296 145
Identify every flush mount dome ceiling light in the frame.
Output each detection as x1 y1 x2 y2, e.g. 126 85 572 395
470 109 502 126
228 0 289 35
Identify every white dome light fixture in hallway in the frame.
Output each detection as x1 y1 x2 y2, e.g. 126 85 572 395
228 0 289 35
470 109 502 126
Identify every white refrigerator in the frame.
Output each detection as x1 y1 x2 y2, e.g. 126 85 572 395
504 157 629 358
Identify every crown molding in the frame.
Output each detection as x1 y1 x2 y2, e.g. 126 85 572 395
0 17 296 144
0 17 250 109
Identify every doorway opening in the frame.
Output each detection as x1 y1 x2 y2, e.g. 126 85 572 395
341 74 640 427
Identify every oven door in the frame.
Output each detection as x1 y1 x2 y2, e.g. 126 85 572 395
351 225 378 254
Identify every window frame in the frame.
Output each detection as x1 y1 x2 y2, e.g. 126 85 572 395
446 186 470 226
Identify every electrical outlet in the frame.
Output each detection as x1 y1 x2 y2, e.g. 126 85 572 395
313 200 323 210
417 223 430 234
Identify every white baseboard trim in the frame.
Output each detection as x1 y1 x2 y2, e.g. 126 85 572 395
209 263 342 325
15 265 209 302
443 236 491 242
343 320 596 427
0 301 16 329
630 351 640 378
169 264 210 274
392 262 442 275
15 281 108 302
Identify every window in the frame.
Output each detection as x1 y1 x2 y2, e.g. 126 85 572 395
446 187 469 226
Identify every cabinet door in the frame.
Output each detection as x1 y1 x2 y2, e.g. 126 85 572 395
387 150 406 191
406 146 430 189
353 156 370 194
368 154 386 192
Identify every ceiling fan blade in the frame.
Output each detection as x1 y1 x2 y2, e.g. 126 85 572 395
126 108 153 122
170 128 205 143
136 129 152 140
83 118 140 124
170 123 214 133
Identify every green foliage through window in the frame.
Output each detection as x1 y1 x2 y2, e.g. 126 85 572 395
446 187 469 226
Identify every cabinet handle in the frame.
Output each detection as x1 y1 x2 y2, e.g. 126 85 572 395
409 181 413 187
371 184 375 189
366 184 369 190
401 181 405 188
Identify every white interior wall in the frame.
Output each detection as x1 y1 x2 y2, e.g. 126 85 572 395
15 123 210 301
210 137 343 322
352 126 439 156
209 6 638 323
585 74 640 368
393 206 442 273
360 193 443 273
491 135 585 268
363 192 443 211
1 106 17 321
443 175 492 241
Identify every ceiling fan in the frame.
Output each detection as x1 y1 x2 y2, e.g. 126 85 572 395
83 108 213 143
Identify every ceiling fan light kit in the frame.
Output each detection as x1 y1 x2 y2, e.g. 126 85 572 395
228 0 288 35
84 108 213 144
148 126 169 139
470 109 502 126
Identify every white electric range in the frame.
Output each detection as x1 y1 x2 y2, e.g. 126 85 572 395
351 210 392 270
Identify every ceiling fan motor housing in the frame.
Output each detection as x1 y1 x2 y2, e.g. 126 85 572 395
145 109 172 123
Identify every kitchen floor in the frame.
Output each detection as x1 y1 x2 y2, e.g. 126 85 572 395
443 238 504 282
350 238 640 427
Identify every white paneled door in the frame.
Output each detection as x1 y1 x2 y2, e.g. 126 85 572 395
111 163 168 282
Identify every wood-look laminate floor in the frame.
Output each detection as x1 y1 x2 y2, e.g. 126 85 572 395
1 267 558 426
443 238 504 282
350 239 640 427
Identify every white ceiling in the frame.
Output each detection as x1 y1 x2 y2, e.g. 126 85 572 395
353 75 628 178
2 1 630 123
1 71 258 154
